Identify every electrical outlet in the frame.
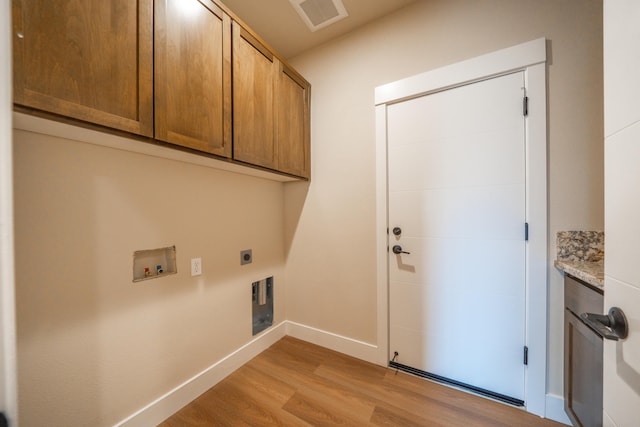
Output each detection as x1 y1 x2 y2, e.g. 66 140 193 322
191 258 202 276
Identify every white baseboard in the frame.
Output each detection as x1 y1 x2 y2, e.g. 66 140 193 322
114 320 381 426
545 393 571 425
114 321 287 427
285 321 381 365
124 321 571 427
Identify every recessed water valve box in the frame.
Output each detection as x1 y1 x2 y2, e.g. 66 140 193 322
133 246 177 282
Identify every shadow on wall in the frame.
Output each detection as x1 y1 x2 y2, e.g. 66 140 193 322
617 336 640 396
283 180 310 259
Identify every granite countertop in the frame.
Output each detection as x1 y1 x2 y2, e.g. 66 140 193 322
554 230 605 291
554 259 604 290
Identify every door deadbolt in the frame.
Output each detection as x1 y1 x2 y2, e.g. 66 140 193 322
392 227 402 236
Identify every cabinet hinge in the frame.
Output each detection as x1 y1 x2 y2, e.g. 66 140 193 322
524 346 529 365
523 96 529 117
525 222 529 241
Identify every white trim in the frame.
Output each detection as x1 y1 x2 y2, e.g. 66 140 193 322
286 321 379 364
545 394 572 425
374 38 548 417
375 105 390 367
0 0 18 422
13 112 297 183
115 322 287 427
115 320 381 426
375 38 547 106
523 61 548 418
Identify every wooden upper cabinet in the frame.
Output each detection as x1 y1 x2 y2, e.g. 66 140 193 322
232 21 311 178
154 0 231 157
13 0 310 179
276 64 311 179
12 0 153 136
232 22 277 170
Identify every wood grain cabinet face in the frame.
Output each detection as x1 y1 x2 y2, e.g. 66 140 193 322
12 0 154 136
277 65 311 179
232 22 276 169
154 0 232 157
13 0 310 179
233 22 311 179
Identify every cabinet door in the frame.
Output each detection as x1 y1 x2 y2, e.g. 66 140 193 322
276 64 311 179
565 309 603 427
155 0 231 157
12 0 153 136
232 21 276 170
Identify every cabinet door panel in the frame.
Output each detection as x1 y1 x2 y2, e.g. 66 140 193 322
232 22 276 169
155 0 231 157
12 0 153 136
565 309 603 427
277 66 310 178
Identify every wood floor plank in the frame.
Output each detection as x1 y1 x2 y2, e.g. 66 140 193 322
250 354 377 419
315 363 505 426
382 369 560 427
282 391 367 426
231 364 297 407
160 336 566 426
158 400 220 427
370 404 444 427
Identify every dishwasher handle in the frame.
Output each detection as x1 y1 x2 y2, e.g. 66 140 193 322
581 307 628 341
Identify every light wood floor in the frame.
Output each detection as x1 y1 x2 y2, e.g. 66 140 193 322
160 336 565 426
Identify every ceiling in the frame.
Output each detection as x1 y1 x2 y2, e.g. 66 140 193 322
220 0 418 59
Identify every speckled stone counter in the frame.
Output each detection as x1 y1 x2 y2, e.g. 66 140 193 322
554 231 604 291
554 259 604 290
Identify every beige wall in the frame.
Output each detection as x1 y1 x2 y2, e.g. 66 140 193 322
13 130 286 426
286 0 604 397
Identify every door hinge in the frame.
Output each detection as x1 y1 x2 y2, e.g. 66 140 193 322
524 346 529 365
525 222 529 241
523 96 529 116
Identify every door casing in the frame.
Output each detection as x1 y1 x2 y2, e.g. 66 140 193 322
1 0 18 423
374 38 548 417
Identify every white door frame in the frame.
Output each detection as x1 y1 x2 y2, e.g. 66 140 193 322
374 38 548 416
1 0 18 423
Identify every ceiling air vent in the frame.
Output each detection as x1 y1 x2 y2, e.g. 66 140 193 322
289 0 348 32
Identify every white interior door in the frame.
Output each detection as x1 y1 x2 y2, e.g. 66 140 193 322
603 1 640 425
387 72 527 403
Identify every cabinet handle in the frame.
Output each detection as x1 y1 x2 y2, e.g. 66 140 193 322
581 307 628 340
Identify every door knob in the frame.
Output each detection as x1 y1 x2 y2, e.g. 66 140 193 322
392 245 410 254
581 307 628 340
392 227 402 236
